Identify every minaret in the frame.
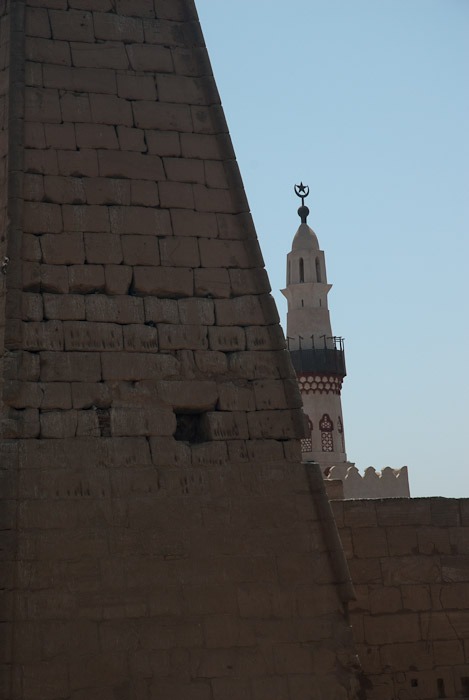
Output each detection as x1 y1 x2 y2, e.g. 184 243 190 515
282 183 350 473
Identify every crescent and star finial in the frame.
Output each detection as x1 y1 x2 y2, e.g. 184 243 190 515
294 182 310 224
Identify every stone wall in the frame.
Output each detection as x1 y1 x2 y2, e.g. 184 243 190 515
0 1 363 698
331 497 469 700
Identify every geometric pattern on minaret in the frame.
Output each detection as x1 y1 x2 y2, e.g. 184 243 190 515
281 184 349 472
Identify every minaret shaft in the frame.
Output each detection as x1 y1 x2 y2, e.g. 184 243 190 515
282 190 350 472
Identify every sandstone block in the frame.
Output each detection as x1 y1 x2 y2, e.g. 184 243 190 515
246 325 285 352
158 323 208 351
123 325 158 352
352 527 388 558
41 410 78 438
104 264 132 295
117 125 146 152
121 235 160 266
50 9 94 42
40 351 102 382
58 149 98 177
159 236 200 267
41 233 85 265
85 295 144 324
64 321 123 351
84 177 130 206
133 267 193 297
70 41 129 70
217 383 255 411
117 73 156 100
364 613 421 645
3 380 43 409
43 65 117 94
247 409 306 440
215 295 278 327
26 7 52 38
252 380 288 410
21 293 43 321
381 555 441 585
386 526 419 555
25 122 47 149
111 407 175 437
44 123 77 150
25 60 44 87
84 233 123 264
69 264 105 293
76 409 100 436
63 204 110 232
98 151 166 182
208 326 245 352
194 184 235 214
229 268 271 295
23 202 63 234
71 382 111 409
171 208 218 238
3 408 40 439
157 74 218 106
157 380 217 411
133 101 192 132
101 352 178 381
60 92 91 123
43 293 85 320
130 180 159 206
376 499 432 526
22 262 41 291
442 555 469 582
93 12 144 43
194 268 231 298
204 160 229 189
229 351 289 380
75 123 119 150
25 87 62 123
126 43 172 73
24 148 59 175
164 156 205 184
110 205 169 235
178 298 214 325
89 93 133 127
401 584 431 611
40 382 73 410
180 133 228 161
144 297 179 324
146 130 181 156
44 175 86 204
159 180 194 209
369 586 402 614
154 0 197 21
343 501 378 528
194 350 228 375
199 411 249 441
191 442 228 468
25 37 71 66
24 174 45 202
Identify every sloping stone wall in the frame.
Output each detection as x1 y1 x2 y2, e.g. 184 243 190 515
332 497 469 700
0 1 363 698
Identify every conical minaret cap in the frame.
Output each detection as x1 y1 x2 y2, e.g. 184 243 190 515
292 223 319 251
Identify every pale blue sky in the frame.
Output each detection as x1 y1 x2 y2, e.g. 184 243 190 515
196 0 468 498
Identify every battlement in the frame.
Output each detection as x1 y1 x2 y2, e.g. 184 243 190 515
326 464 410 499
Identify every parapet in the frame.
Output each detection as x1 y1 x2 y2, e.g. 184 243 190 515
326 464 410 499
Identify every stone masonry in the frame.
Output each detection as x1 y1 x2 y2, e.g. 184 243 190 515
0 1 363 698
332 497 469 700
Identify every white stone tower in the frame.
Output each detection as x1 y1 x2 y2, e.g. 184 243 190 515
281 183 350 473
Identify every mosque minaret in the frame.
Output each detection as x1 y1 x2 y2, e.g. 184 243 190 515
282 183 351 473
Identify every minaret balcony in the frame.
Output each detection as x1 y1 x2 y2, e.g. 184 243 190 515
289 345 346 377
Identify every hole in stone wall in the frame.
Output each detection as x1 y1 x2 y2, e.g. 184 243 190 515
174 413 203 444
411 679 418 688
437 678 446 698
461 677 469 697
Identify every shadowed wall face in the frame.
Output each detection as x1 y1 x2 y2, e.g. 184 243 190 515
0 1 362 698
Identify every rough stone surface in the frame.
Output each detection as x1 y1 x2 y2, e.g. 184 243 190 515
0 2 362 699
332 497 469 699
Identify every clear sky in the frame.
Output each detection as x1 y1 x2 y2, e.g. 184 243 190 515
196 0 469 498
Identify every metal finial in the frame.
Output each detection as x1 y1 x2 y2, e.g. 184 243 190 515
294 182 310 223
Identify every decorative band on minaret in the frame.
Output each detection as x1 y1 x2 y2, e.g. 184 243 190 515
282 184 350 472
